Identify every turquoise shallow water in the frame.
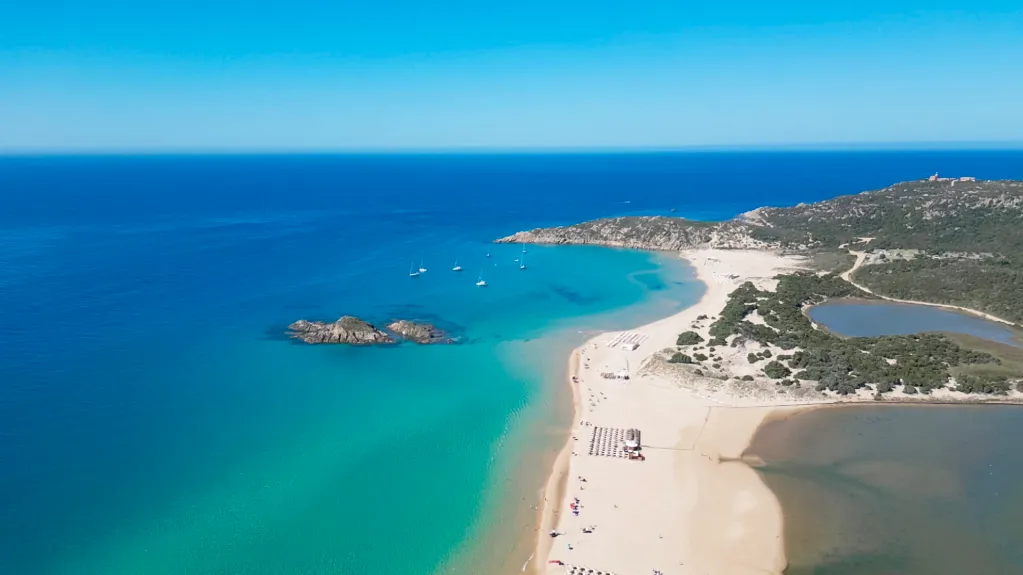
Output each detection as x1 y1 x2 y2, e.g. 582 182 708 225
5 153 1023 575
17 245 698 575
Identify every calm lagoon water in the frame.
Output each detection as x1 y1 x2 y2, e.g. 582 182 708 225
3 152 1023 575
748 405 1023 575
808 300 1023 347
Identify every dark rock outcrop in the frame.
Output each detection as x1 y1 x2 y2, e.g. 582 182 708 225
386 320 454 344
288 316 394 345
287 317 456 345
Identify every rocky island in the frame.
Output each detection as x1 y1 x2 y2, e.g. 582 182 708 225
287 316 454 345
288 316 395 344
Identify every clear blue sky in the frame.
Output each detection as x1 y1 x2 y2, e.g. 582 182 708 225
2 1 1022 151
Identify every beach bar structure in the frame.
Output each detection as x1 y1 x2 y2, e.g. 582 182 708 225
624 428 641 452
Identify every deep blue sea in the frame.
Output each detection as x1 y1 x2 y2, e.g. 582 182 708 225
2 151 1022 575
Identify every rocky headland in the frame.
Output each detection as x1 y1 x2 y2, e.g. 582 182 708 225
287 316 454 345
496 179 1023 253
497 178 1023 325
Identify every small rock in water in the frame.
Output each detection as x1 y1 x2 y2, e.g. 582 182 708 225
386 320 455 344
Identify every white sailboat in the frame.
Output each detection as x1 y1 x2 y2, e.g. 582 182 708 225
475 270 488 287
486 252 491 258
521 243 527 254
519 252 526 270
418 260 427 273
452 258 463 272
409 262 420 277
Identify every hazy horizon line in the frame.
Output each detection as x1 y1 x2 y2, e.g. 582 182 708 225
3 140 1023 157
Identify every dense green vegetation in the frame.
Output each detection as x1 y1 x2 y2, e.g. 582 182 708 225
763 361 791 379
708 273 1003 395
756 180 1023 325
754 180 1023 252
676 331 705 346
854 256 1023 323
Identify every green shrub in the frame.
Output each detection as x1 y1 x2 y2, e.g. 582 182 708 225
763 361 792 379
747 353 759 364
676 331 704 346
741 375 754 381
693 353 708 362
668 352 693 364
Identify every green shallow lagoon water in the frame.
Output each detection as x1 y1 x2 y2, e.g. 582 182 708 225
747 405 1023 575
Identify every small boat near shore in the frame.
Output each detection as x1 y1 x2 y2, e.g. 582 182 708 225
418 260 427 273
409 262 420 277
452 258 462 272
476 270 488 287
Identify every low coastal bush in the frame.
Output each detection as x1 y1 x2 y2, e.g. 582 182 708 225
704 274 1001 394
694 369 704 376
693 353 708 362
668 352 693 364
676 331 704 346
741 375 754 381
747 353 759 364
955 374 1012 394
712 363 721 369
763 361 792 379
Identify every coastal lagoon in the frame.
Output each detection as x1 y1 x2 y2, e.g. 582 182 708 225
748 405 1023 575
808 299 1023 347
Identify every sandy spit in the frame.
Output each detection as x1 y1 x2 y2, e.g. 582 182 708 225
520 249 814 575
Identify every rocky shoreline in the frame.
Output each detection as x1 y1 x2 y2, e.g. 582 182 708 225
287 316 455 345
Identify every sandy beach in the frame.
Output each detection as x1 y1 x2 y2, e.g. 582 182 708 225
521 247 1023 575
523 249 810 575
